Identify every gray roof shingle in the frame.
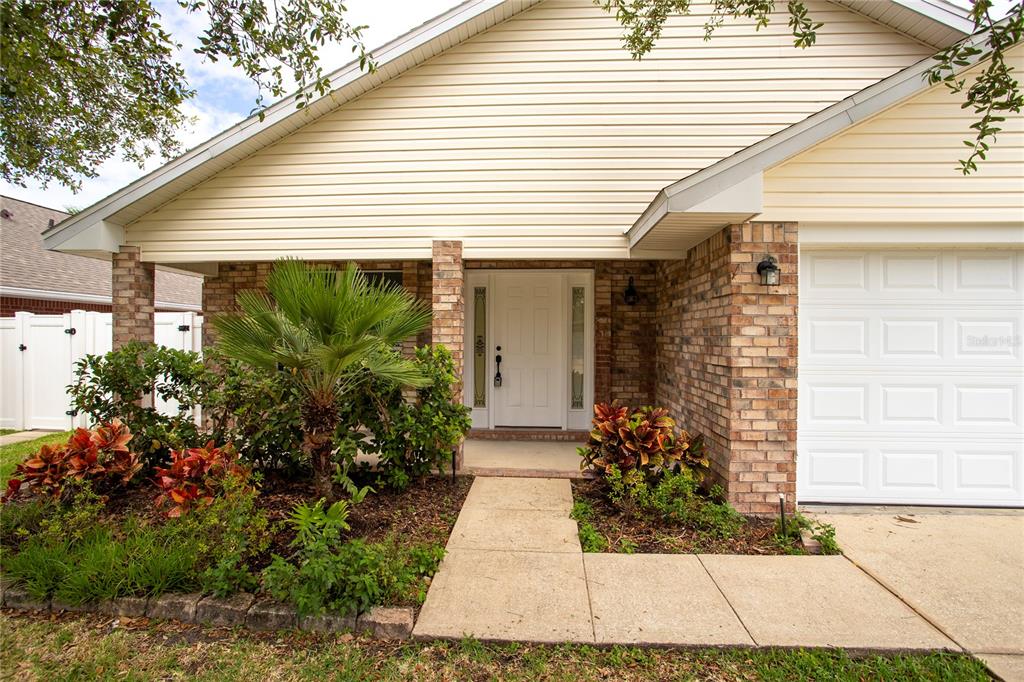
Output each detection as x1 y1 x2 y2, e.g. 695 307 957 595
1 195 202 309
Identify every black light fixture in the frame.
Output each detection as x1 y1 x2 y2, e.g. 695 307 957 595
757 255 780 287
623 276 640 305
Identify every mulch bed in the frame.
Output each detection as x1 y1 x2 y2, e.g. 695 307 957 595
572 479 803 555
99 473 471 560
255 474 472 562
59 473 473 603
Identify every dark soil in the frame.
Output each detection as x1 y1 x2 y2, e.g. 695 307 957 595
254 473 472 563
572 479 804 555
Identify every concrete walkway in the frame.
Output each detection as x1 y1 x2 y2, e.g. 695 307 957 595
0 430 52 447
812 509 1024 681
414 477 957 652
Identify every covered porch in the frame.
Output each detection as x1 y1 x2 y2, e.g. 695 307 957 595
101 223 798 515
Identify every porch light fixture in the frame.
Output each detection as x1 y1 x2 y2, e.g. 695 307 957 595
623 276 640 306
757 256 780 287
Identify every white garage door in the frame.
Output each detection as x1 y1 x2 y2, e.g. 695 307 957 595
798 249 1024 507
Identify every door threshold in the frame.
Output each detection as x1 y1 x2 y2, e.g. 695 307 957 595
468 428 589 442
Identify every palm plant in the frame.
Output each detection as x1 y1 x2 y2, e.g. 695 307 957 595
212 259 432 499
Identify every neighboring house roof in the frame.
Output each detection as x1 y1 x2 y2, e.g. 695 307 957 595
1 196 202 310
42 0 970 256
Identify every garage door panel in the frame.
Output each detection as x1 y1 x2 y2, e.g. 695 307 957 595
798 438 1023 505
801 251 1022 301
801 375 1022 434
802 309 1021 366
955 253 1018 292
799 248 1024 507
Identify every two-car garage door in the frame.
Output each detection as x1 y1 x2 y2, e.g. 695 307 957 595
798 249 1024 507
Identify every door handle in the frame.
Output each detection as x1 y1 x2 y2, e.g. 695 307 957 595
494 353 502 387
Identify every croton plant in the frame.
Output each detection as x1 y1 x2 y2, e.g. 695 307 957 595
153 441 249 517
3 419 142 501
578 403 708 478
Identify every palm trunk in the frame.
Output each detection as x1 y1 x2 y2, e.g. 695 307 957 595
301 393 339 500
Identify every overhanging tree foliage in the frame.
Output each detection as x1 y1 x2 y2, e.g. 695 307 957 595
0 0 373 190
598 0 1023 174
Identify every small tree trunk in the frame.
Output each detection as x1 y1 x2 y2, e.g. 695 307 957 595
301 395 339 501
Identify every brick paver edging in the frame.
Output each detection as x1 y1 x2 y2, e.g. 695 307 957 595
0 586 414 640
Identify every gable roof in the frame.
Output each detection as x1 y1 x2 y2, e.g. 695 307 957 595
43 0 970 254
1 196 202 310
626 25 998 253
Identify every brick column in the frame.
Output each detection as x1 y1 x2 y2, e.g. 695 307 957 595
432 241 465 470
654 222 798 515
727 222 798 514
594 262 613 404
112 246 155 348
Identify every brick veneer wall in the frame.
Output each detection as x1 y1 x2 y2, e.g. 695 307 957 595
201 260 422 347
0 297 111 315
112 246 155 348
655 223 798 514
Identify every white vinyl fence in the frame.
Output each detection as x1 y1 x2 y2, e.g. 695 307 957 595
0 311 203 431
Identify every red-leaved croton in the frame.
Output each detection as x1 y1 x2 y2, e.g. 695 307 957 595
578 403 707 479
153 442 248 517
2 419 142 501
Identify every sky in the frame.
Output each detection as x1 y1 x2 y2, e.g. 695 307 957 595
0 0 457 211
0 0 1011 212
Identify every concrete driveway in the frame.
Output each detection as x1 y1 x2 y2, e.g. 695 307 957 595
812 508 1024 680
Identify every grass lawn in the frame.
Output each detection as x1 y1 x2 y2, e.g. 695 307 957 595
0 431 71 482
0 613 989 681
0 428 17 436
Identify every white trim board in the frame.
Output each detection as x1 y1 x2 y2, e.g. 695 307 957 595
799 224 1024 248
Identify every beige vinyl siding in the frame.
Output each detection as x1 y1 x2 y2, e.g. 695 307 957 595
761 46 1024 225
127 0 932 263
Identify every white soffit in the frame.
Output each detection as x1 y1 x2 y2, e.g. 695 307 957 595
829 0 971 48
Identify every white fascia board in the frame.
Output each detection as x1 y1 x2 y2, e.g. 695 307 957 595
44 219 124 253
626 29 993 246
41 0 522 251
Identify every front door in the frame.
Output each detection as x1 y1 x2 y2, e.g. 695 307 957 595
493 272 566 428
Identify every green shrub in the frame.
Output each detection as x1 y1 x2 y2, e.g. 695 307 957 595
2 536 72 600
577 521 608 553
605 465 745 539
262 498 446 616
203 351 305 472
0 476 267 603
342 345 471 490
0 498 52 548
68 342 212 466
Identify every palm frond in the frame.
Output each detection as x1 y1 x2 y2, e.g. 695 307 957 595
212 258 434 402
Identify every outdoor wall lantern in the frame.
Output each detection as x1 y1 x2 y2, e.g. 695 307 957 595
623 276 640 305
757 256 780 287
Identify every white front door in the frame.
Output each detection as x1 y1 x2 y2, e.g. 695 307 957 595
493 272 566 428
